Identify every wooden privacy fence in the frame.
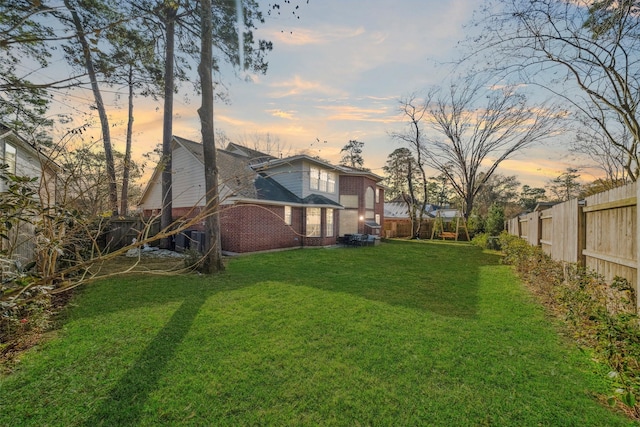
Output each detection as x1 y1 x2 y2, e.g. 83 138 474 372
506 182 638 307
383 219 435 239
104 218 207 253
105 218 161 250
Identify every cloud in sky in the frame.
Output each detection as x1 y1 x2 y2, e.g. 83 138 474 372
265 25 366 46
267 109 297 120
267 75 346 98
43 0 596 190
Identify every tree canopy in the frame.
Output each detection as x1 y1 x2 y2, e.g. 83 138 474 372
397 77 560 218
470 0 640 184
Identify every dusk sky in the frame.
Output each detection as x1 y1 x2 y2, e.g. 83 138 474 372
46 0 594 188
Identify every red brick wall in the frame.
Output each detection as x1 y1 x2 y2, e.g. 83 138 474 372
144 203 339 253
219 204 304 253
301 207 337 247
339 176 385 235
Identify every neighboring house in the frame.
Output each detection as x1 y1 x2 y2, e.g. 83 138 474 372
383 198 436 238
0 123 59 265
138 136 385 253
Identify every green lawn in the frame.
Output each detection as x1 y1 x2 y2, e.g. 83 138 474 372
0 240 635 426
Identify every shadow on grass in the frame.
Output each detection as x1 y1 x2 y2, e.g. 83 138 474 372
83 290 207 426
239 239 502 319
70 241 499 423
72 241 498 322
334 240 494 319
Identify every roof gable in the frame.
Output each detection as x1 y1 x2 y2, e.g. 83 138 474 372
224 142 276 164
253 154 384 182
0 123 59 171
142 136 343 208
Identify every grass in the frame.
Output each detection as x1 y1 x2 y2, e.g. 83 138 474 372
0 240 636 426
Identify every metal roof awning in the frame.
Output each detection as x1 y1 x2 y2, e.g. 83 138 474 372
365 220 381 228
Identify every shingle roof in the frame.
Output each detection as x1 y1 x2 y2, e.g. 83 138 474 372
302 194 342 207
224 142 276 164
173 136 339 207
254 173 300 204
252 154 384 182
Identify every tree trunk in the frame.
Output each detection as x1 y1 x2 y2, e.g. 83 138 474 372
406 162 419 238
198 0 224 273
160 3 177 249
65 0 118 216
120 64 134 216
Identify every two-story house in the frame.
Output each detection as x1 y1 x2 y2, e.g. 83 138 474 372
0 123 59 264
138 136 385 253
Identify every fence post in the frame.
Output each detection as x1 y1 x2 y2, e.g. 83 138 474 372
577 201 586 267
637 182 640 310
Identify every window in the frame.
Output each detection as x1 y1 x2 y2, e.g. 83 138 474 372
4 143 16 174
309 166 335 194
327 172 335 193
375 214 381 225
306 208 321 237
310 167 319 190
319 170 328 192
365 187 374 209
326 209 334 237
284 206 292 225
375 188 380 204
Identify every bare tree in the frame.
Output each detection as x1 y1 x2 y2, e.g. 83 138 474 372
390 95 433 237
418 77 560 217
574 115 633 187
235 131 291 157
470 0 640 183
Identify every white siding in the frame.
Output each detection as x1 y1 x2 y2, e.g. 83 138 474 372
140 171 163 210
16 148 41 179
265 160 339 203
172 145 206 207
139 144 206 210
265 161 304 197
0 134 54 265
301 161 339 203
1 137 44 194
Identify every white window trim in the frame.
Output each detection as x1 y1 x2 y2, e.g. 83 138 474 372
309 166 335 194
284 205 292 225
4 142 16 174
306 207 321 237
326 208 334 237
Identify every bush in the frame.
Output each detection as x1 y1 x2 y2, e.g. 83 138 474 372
485 203 505 236
471 232 501 250
499 233 640 418
467 212 486 235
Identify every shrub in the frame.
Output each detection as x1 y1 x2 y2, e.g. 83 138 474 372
467 212 486 235
485 203 505 236
471 232 500 250
499 233 640 418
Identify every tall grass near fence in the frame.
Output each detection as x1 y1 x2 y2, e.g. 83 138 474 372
499 232 640 418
